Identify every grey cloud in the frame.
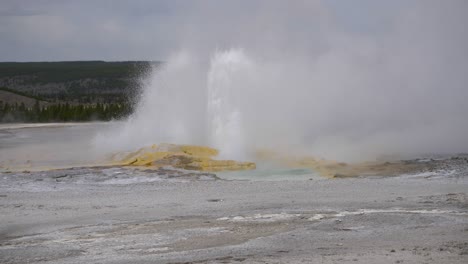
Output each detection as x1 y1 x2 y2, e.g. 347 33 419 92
0 0 406 61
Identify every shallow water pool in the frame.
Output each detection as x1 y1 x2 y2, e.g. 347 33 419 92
217 164 321 181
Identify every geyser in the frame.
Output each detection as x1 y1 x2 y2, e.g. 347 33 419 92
207 50 253 160
95 0 468 162
94 49 256 161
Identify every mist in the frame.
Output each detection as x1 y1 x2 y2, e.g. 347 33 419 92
95 0 468 162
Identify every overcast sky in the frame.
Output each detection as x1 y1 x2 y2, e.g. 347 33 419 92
0 0 411 62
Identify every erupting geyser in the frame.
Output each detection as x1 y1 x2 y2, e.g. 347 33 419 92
95 49 256 162
207 50 253 160
95 1 468 163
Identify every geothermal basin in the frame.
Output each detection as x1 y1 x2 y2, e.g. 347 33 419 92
0 123 467 263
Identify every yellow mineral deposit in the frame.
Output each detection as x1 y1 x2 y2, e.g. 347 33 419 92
254 149 429 178
112 144 256 172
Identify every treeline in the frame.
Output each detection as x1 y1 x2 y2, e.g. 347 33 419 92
0 61 153 83
0 61 155 104
0 101 132 123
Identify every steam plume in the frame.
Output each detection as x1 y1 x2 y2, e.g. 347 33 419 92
95 0 468 162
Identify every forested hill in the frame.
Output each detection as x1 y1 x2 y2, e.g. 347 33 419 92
0 61 155 104
0 61 157 123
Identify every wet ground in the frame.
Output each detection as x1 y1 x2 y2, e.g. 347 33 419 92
0 162 467 264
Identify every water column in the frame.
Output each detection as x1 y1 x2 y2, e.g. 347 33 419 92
207 49 253 160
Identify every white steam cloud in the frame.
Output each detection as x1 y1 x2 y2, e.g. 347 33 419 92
95 0 468 162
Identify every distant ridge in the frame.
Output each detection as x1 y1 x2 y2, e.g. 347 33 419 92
0 61 157 104
0 87 48 108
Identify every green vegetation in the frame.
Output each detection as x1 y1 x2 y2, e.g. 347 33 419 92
0 101 131 123
0 61 155 103
0 61 157 123
0 61 153 83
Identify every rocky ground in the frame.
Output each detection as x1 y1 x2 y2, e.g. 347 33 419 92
0 157 467 263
